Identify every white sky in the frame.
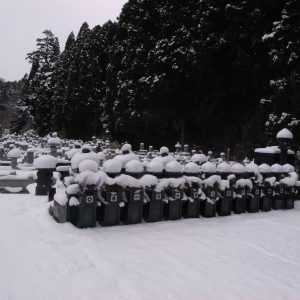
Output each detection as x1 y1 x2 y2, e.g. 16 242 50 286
0 0 127 81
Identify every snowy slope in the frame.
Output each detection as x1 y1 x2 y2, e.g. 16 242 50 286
0 194 300 300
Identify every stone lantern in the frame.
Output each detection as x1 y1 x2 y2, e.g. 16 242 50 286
276 128 293 165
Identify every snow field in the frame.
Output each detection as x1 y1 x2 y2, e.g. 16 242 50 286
0 194 300 300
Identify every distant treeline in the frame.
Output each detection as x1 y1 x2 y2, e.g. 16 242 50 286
9 0 300 155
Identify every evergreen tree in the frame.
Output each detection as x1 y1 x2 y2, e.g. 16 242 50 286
262 0 300 143
24 30 60 135
50 32 76 135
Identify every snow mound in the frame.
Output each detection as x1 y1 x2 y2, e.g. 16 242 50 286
184 162 200 174
280 172 298 187
34 155 58 169
75 171 97 186
7 148 23 158
165 161 182 173
71 152 100 170
191 153 207 164
114 153 139 167
169 177 186 189
231 163 245 174
202 175 221 188
66 184 80 195
265 177 276 186
48 137 61 146
245 162 259 174
146 160 164 173
97 152 106 161
65 148 82 160
69 196 80 206
115 174 141 188
282 164 295 173
152 155 175 166
159 146 169 155
219 180 230 191
259 163 271 174
276 128 293 140
125 160 144 173
78 160 99 173
54 192 68 206
236 179 253 189
270 164 284 173
201 162 216 173
82 144 93 152
121 143 132 152
184 176 201 187
103 159 122 174
139 175 158 188
217 162 231 173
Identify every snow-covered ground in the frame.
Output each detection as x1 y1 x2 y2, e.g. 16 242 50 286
0 194 300 300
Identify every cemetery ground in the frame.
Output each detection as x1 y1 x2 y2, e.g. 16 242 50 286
0 190 300 300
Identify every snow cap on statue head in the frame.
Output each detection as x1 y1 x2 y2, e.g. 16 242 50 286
160 146 169 157
121 143 132 154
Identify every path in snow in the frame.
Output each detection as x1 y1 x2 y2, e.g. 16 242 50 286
0 194 300 300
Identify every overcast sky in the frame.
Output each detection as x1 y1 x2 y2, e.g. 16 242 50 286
0 0 127 81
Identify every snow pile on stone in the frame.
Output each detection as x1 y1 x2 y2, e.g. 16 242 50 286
282 164 295 173
231 163 245 174
259 163 271 174
69 196 80 206
139 175 158 188
152 154 175 166
7 148 23 159
66 184 80 195
165 161 182 173
219 180 230 191
280 172 298 187
202 175 221 188
114 174 141 188
190 153 208 164
71 152 100 170
125 160 144 173
264 177 276 186
103 159 122 174
217 162 231 173
78 160 99 173
276 128 293 140
183 176 201 187
97 152 106 162
114 153 139 167
270 164 284 173
146 160 164 173
245 162 259 174
75 171 98 186
235 179 253 189
184 162 200 174
34 155 58 169
201 162 216 173
65 148 82 160
48 133 61 146
169 177 186 189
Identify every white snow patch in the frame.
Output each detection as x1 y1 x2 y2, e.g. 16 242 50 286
184 162 200 174
125 160 144 173
231 163 245 174
217 162 231 173
276 128 293 140
34 155 57 169
146 160 164 173
78 160 99 173
201 162 216 173
103 159 122 174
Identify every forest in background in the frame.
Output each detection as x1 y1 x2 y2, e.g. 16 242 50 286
1 0 299 156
